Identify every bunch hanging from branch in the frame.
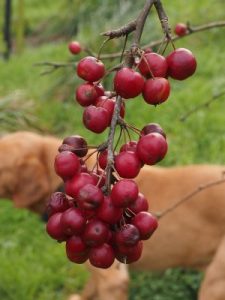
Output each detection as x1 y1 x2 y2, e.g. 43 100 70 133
45 0 197 269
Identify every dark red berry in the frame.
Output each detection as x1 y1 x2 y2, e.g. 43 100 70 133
59 135 88 157
46 212 67 241
166 48 197 80
138 52 168 78
128 193 149 214
141 123 166 139
131 211 158 240
46 192 70 217
89 243 115 268
111 179 138 208
83 105 109 133
65 173 97 198
61 207 86 235
54 151 80 179
115 151 141 178
97 196 123 224
120 141 137 153
66 235 87 255
142 77 170 105
77 184 104 210
137 132 168 165
115 224 140 247
77 56 105 82
83 219 109 247
114 67 145 99
115 241 143 264
76 82 98 107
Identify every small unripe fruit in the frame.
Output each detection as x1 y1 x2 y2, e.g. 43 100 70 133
68 41 82 54
174 23 187 36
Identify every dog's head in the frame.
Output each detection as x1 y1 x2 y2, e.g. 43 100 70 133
0 132 62 214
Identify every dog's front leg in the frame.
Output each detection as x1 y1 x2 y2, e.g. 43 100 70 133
199 235 225 300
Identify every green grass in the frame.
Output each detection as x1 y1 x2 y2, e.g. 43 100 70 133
0 0 225 299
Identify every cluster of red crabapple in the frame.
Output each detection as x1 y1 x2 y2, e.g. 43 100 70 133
46 23 197 269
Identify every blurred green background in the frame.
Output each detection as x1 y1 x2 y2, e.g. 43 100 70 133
0 0 224 299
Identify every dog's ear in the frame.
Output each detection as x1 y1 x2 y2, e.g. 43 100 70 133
13 156 50 209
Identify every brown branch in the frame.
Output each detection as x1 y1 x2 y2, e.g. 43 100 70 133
154 173 225 219
101 20 137 39
100 20 225 60
132 0 155 48
154 0 171 39
180 90 225 122
34 61 76 75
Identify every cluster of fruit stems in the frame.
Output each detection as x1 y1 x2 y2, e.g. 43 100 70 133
96 0 172 194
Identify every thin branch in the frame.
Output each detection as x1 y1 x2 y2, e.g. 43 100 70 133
101 20 137 39
34 61 76 75
180 90 225 122
132 0 155 48
154 0 171 40
154 173 225 219
100 20 225 60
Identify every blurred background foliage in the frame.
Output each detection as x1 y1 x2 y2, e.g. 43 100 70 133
0 0 224 299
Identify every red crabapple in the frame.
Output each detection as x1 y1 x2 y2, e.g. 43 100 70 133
142 77 170 105
131 211 158 240
166 48 197 80
115 151 141 178
46 192 71 217
59 135 88 157
174 23 187 36
46 212 67 241
89 243 115 268
68 41 82 54
76 82 98 106
141 123 166 139
83 219 109 247
54 151 80 179
77 56 105 82
83 105 109 133
61 207 86 235
138 52 168 78
114 67 145 99
77 184 104 210
97 196 123 224
111 179 138 208
115 224 140 246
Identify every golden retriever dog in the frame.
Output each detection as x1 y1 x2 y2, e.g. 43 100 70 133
0 131 61 213
1 131 225 300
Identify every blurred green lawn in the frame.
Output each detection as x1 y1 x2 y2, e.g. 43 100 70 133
0 0 224 299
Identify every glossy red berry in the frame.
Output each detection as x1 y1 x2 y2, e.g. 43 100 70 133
77 184 104 210
77 56 105 82
59 135 88 157
128 193 149 214
114 67 145 99
166 48 197 80
61 207 86 235
98 149 108 170
141 123 166 139
97 196 123 224
115 151 141 178
65 173 97 198
131 211 158 240
83 105 109 133
120 141 137 153
96 96 125 125
47 192 71 217
111 179 138 208
115 241 143 264
66 250 89 264
66 235 87 255
89 243 115 268
54 151 80 179
174 23 187 36
138 52 168 78
83 219 109 247
137 132 168 165
115 224 140 247
68 41 82 54
76 82 98 107
46 212 67 241
142 77 170 105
